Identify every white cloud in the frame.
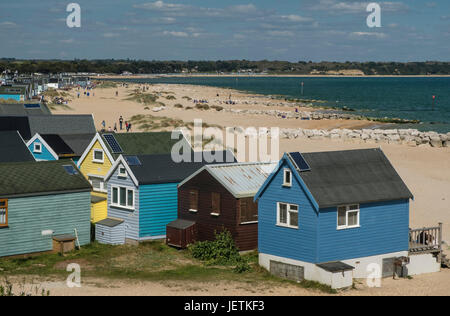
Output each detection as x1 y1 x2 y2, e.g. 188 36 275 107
134 1 188 11
267 30 295 37
162 31 189 37
0 21 18 28
351 31 387 39
280 15 314 23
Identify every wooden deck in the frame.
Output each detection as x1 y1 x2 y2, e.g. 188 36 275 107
409 223 443 261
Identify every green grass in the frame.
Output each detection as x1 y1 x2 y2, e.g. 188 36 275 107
0 242 336 294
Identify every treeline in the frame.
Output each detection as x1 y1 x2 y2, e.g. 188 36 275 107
1 59 450 75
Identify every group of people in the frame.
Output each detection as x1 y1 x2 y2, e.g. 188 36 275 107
101 116 132 133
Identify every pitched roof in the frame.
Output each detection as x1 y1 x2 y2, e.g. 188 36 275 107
288 148 413 208
0 160 92 198
0 103 51 116
59 134 95 157
0 115 96 140
41 134 75 156
180 162 278 198
28 115 96 136
102 131 189 159
124 151 235 185
96 218 124 228
0 131 35 163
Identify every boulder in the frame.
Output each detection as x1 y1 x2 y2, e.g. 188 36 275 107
430 136 443 148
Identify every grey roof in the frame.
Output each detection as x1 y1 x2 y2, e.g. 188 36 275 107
126 151 235 185
96 218 124 228
28 115 96 136
59 133 95 157
0 103 51 116
0 115 96 140
180 162 278 198
0 131 35 163
290 148 414 208
91 195 107 204
316 262 355 273
0 160 92 198
167 219 196 230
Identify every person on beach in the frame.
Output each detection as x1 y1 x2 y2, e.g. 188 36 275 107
101 120 106 130
116 90 119 97
114 123 117 132
119 116 124 130
128 122 132 132
125 121 129 132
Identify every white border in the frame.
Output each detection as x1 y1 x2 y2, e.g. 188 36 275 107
77 133 115 168
26 133 59 161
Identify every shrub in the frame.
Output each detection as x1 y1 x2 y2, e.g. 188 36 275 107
174 103 183 108
189 230 250 273
211 105 224 112
195 103 210 111
166 95 176 100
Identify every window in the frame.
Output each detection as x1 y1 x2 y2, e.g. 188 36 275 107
240 198 258 224
93 149 104 163
189 189 199 212
283 169 292 187
89 176 106 193
337 205 360 230
33 143 42 153
211 192 221 216
118 166 127 178
0 199 7 227
277 202 298 229
111 186 134 210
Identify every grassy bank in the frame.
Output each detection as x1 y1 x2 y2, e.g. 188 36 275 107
0 242 336 294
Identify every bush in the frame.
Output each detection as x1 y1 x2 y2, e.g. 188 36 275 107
174 103 183 108
195 103 210 111
189 230 250 273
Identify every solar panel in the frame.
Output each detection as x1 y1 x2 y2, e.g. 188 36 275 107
24 103 41 109
63 165 79 175
288 152 311 172
103 134 123 154
125 156 141 166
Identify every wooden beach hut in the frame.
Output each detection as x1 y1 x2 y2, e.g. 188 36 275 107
0 160 92 257
255 148 415 289
174 162 277 250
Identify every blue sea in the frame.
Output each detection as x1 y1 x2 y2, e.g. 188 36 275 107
118 76 450 133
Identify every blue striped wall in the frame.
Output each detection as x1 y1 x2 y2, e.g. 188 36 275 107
139 183 179 238
317 199 410 262
96 222 125 245
258 160 318 263
0 94 22 101
106 165 140 241
0 192 91 257
28 140 57 161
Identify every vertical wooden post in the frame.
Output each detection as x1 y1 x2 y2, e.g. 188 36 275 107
438 222 443 263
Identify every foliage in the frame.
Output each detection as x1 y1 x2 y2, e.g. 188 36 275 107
189 230 251 273
0 278 50 296
174 103 183 108
3 59 450 75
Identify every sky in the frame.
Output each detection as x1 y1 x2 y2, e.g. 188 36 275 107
0 0 449 61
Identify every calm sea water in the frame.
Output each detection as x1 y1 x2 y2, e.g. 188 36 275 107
120 76 450 133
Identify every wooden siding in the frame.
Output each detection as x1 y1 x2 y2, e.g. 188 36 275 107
0 192 91 257
317 199 410 262
178 170 258 251
91 195 107 223
258 160 318 263
79 140 113 179
107 164 140 241
96 223 125 245
28 140 56 161
139 183 178 238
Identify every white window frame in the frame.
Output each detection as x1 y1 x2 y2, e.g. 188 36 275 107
88 175 107 193
118 166 127 178
34 142 42 153
93 149 104 163
277 202 299 229
337 204 360 230
283 169 292 187
110 185 135 210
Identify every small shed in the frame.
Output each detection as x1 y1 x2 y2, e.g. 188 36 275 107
52 234 76 255
166 219 197 249
96 218 125 245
